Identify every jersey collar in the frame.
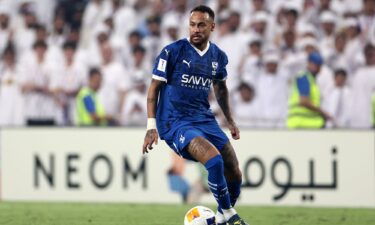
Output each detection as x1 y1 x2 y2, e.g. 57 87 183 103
186 37 210 57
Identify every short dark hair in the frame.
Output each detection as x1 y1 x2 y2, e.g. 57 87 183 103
190 5 215 21
132 45 146 54
89 67 101 79
2 43 16 58
62 41 77 51
364 42 375 56
33 40 47 49
334 69 347 77
129 30 142 38
238 82 254 93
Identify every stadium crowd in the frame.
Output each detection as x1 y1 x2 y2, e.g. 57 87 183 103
0 0 374 128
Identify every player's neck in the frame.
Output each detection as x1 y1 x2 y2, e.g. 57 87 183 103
192 42 208 51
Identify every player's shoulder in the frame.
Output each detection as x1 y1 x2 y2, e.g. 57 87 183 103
209 42 228 59
162 39 189 56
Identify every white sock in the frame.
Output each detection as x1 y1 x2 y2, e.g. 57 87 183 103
222 208 237 221
215 211 226 224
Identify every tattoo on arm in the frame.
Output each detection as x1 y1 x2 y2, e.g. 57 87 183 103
147 80 163 118
146 129 157 139
213 80 234 123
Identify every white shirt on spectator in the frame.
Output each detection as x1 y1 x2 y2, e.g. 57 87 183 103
232 92 259 128
0 63 24 126
217 32 247 91
81 1 105 48
120 87 147 126
19 55 60 122
322 86 352 128
98 61 129 118
349 65 375 128
51 61 87 125
256 70 289 128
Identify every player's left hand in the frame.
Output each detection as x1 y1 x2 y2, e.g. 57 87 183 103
228 122 240 140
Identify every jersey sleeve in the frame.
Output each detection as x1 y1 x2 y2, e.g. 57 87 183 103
152 47 173 82
83 95 96 114
215 51 228 81
296 75 310 97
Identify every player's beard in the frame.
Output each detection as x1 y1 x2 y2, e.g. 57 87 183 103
190 34 208 49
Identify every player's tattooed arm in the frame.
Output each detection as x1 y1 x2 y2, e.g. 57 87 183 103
213 80 240 140
143 79 164 154
146 79 164 118
213 80 234 123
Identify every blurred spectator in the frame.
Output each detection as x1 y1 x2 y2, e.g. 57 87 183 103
239 36 263 85
319 11 337 53
142 15 162 62
287 52 332 129
244 11 272 47
98 41 129 125
13 2 39 54
121 30 143 67
324 32 348 71
256 53 289 128
359 0 375 41
106 0 137 40
0 10 12 55
217 10 247 91
81 0 105 48
0 44 23 126
20 41 59 125
52 42 87 125
76 68 108 126
343 17 364 73
49 13 67 47
349 43 375 128
322 69 352 128
159 13 180 49
127 45 151 84
232 82 258 128
120 73 147 126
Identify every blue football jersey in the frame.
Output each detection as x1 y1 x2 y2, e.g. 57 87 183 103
152 38 228 135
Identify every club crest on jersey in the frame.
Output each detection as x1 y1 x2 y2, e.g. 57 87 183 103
212 62 218 76
179 134 185 144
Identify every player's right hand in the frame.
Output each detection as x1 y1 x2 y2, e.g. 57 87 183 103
228 122 240 140
142 129 159 154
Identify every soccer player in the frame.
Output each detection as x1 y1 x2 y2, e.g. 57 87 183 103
142 5 249 225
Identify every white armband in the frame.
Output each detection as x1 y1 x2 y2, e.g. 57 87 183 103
147 118 157 130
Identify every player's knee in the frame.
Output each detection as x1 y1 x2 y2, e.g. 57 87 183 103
204 155 224 173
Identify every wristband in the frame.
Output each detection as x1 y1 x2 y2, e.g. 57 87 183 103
147 118 157 130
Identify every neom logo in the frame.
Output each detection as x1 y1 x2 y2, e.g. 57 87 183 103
33 153 147 189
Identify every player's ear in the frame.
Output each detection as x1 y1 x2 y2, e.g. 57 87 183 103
211 22 215 32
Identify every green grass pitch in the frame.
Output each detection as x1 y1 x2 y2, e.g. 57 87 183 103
0 202 374 225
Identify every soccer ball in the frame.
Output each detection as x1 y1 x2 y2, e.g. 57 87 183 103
184 206 216 225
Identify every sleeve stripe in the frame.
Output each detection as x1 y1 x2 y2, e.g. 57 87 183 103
152 74 167 82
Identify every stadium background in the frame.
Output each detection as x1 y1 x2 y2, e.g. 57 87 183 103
0 0 374 224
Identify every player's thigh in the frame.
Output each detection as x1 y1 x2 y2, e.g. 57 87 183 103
185 136 220 164
221 141 242 182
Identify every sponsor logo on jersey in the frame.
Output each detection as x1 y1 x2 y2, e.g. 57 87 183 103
182 59 191 68
181 74 212 90
164 48 170 56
